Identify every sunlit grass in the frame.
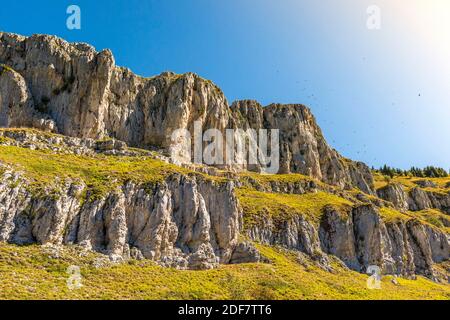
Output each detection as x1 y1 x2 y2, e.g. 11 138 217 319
236 188 352 227
373 172 450 194
0 243 448 300
0 145 221 199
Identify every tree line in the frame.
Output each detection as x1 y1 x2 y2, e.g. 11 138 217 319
373 165 449 178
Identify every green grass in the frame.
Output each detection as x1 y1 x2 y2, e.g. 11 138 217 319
373 172 450 194
0 64 14 77
0 243 448 300
239 171 321 187
379 207 413 223
379 207 450 234
0 132 449 300
415 209 450 233
238 187 450 234
0 145 195 199
237 188 353 228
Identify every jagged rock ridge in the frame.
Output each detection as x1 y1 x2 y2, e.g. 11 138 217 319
0 32 373 193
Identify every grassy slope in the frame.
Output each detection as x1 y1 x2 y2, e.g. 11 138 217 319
238 171 319 187
237 188 352 228
0 145 223 199
0 243 449 300
0 136 449 300
373 172 450 231
373 172 450 194
237 187 449 234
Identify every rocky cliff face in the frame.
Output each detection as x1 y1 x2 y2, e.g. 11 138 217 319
0 64 56 132
0 165 242 270
245 201 449 280
0 32 373 193
0 33 447 280
0 129 448 280
231 100 374 193
377 182 450 214
321 205 448 278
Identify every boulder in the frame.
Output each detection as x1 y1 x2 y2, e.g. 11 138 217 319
376 183 409 212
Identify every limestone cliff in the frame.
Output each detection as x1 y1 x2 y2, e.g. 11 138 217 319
0 164 241 270
0 32 373 193
0 129 448 280
0 33 448 281
377 182 450 214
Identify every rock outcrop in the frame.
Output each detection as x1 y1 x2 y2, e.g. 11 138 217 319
0 32 373 193
246 202 449 279
408 187 433 211
229 241 269 264
414 179 437 188
0 128 154 157
0 167 242 270
244 213 333 271
0 132 448 278
377 183 450 214
0 65 56 132
231 101 374 193
376 183 409 212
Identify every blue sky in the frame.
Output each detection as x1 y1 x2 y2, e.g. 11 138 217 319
1 0 449 170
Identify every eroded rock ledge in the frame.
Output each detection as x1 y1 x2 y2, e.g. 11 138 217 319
1 161 448 279
0 167 242 270
377 182 450 214
246 204 449 280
